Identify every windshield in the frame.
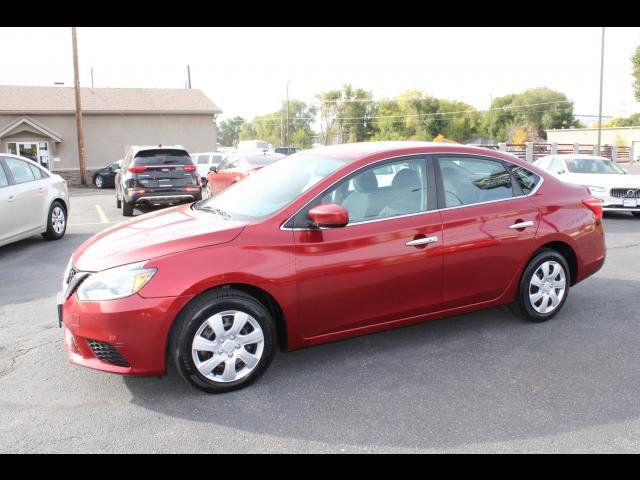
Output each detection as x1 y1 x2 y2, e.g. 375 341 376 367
195 154 347 220
566 158 626 175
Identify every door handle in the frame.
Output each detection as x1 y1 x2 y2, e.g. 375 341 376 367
406 236 438 246
509 220 534 230
8 195 16 202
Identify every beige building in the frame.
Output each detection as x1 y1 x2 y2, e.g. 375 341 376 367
546 126 640 161
0 85 222 183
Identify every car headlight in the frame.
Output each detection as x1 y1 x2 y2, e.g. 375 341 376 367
76 261 157 301
62 256 73 292
587 185 607 196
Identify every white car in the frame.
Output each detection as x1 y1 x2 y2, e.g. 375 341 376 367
0 154 70 247
534 154 640 217
190 152 224 182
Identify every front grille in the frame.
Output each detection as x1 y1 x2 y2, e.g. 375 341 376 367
85 339 130 367
611 188 640 199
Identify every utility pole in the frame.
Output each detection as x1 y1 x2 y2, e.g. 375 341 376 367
90 66 94 89
596 27 605 155
187 65 192 89
488 94 494 142
286 80 291 146
71 27 87 186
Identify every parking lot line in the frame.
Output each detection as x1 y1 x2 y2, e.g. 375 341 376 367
95 205 109 224
69 221 115 226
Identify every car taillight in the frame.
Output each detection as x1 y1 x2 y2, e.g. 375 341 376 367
582 197 603 220
182 165 197 172
128 166 147 173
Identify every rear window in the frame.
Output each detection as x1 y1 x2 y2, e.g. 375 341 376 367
133 149 192 166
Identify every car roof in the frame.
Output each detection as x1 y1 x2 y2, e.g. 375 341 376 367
537 154 610 162
1 153 48 168
130 145 188 155
303 141 522 163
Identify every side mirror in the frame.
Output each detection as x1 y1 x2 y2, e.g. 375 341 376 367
308 203 349 228
209 165 218 173
113 168 120 174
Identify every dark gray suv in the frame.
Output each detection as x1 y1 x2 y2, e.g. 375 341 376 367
115 145 202 216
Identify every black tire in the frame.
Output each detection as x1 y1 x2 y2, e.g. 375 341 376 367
94 175 104 189
170 288 276 394
510 248 571 323
42 201 67 240
116 188 122 208
632 212 640 218
122 202 134 217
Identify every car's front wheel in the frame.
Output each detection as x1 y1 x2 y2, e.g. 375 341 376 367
94 175 104 188
171 288 276 393
122 202 134 216
511 249 570 322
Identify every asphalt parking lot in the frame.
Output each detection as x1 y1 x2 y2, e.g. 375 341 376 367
1 182 640 453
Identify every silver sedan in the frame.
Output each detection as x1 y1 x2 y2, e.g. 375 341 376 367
0 154 70 247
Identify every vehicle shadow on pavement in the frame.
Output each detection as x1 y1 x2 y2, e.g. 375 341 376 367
122 276 640 450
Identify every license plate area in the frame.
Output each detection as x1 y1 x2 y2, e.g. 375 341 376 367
623 199 638 207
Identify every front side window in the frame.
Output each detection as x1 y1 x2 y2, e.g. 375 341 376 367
195 154 347 221
439 157 513 207
5 157 36 184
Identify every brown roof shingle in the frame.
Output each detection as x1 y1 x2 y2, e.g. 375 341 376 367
0 85 222 114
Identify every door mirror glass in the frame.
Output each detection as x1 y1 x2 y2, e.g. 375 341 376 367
308 203 349 228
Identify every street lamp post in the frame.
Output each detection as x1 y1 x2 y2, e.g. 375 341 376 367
597 27 605 155
286 80 291 147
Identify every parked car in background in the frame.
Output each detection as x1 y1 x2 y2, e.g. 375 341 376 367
59 142 605 394
204 151 285 197
115 145 201 217
190 152 224 184
0 154 69 247
533 154 640 217
92 159 122 189
274 146 300 156
237 140 272 152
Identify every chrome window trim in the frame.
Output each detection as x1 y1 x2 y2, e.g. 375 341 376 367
280 151 544 231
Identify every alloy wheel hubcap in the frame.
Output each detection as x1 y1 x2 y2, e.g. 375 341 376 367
191 310 264 383
529 260 566 314
95 176 102 187
51 206 65 234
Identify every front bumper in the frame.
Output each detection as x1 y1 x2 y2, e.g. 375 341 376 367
58 291 193 376
598 195 640 212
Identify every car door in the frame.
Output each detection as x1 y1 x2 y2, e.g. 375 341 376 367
0 159 17 243
2 156 46 236
289 155 443 339
435 154 542 309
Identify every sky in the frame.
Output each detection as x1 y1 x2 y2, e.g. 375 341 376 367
1 27 639 125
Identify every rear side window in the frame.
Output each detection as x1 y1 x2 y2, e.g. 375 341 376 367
196 155 210 165
29 164 43 179
509 165 541 194
438 157 513 207
133 149 193 166
5 157 36 184
0 161 8 187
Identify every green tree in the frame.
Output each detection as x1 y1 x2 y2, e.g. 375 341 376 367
605 112 640 127
437 99 484 142
633 45 640 101
238 122 257 141
316 85 375 144
217 116 245 147
370 99 405 140
487 88 577 141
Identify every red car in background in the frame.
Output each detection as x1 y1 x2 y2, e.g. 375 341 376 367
205 151 285 197
58 142 606 394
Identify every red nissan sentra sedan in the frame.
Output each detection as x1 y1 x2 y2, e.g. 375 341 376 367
58 142 606 393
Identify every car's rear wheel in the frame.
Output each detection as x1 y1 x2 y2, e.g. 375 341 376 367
511 249 570 322
171 288 276 393
94 175 104 189
42 201 67 240
122 202 134 217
